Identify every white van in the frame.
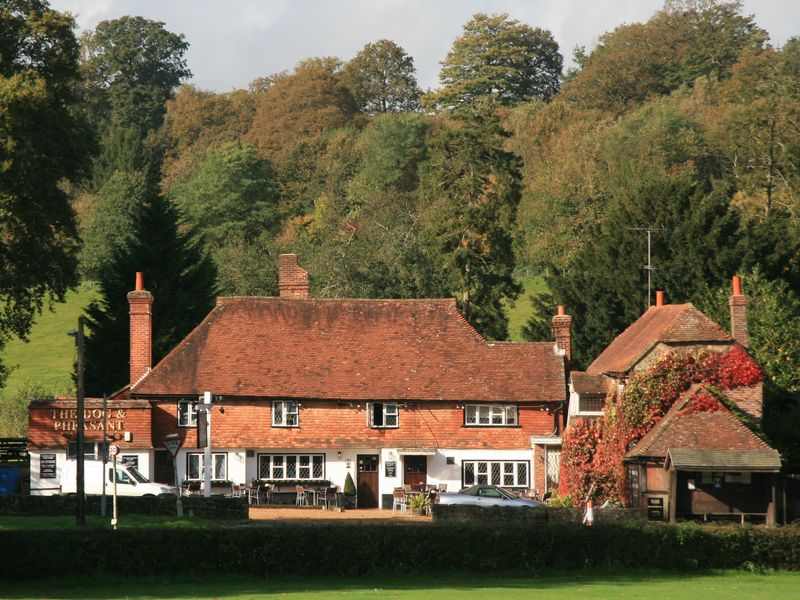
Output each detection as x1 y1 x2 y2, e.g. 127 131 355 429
60 459 175 497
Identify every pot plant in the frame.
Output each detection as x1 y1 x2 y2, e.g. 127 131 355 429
408 492 429 515
343 471 357 509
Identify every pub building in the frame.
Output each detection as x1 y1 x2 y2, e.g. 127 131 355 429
28 255 571 507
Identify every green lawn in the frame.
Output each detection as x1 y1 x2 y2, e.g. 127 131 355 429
0 282 100 398
0 514 219 530
2 571 798 599
506 276 548 341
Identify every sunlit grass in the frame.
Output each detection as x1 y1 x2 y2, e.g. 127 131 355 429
3 570 798 599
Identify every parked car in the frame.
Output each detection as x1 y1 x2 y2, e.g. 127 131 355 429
434 485 543 508
61 459 175 497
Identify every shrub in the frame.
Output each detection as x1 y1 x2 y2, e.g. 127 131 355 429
0 521 798 581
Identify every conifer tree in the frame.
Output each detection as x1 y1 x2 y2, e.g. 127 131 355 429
83 193 216 396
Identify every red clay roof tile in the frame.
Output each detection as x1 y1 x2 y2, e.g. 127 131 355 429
587 304 732 375
626 388 772 460
131 297 567 402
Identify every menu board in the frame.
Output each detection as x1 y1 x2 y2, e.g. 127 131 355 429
121 455 139 469
385 461 397 477
40 454 57 479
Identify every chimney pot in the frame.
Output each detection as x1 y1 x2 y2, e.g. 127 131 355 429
656 290 665 307
732 275 743 296
557 305 565 316
135 272 144 291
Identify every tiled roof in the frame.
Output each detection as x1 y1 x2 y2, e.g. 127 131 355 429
665 448 781 471
571 371 611 395
131 297 567 402
626 388 774 460
587 304 732 375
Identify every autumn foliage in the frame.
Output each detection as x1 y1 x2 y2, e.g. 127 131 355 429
559 347 763 505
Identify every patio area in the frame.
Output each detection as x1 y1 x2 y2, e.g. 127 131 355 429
248 506 431 524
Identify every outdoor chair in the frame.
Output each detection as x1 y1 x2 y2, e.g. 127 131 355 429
295 485 308 506
260 483 273 505
403 484 412 493
392 488 408 515
230 484 242 498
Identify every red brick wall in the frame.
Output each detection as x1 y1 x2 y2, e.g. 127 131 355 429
278 254 309 298
151 399 562 450
128 290 153 384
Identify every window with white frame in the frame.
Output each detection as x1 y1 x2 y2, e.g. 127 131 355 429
177 399 198 427
578 394 604 413
463 460 529 488
368 402 398 428
464 404 518 426
186 452 227 481
258 454 325 480
68 442 108 460
272 400 299 427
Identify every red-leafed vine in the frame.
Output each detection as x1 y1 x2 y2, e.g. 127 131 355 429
559 346 762 505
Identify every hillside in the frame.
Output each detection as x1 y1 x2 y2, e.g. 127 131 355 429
0 283 99 399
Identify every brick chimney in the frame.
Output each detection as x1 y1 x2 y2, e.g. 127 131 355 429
127 272 153 385
279 254 309 298
552 305 572 362
729 275 749 348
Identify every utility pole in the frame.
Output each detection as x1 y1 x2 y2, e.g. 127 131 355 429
68 317 86 526
101 393 108 517
203 391 212 497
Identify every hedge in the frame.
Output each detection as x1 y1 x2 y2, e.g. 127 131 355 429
431 505 646 524
0 494 247 519
0 522 798 581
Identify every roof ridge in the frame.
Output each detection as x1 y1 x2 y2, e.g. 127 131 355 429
216 296 457 305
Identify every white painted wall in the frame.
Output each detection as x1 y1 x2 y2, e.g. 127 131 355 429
29 449 153 495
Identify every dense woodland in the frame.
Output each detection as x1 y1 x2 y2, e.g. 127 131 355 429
1 1 799 458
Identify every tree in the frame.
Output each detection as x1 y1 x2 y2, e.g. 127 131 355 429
244 57 358 218
78 170 149 280
80 16 191 135
245 57 357 160
168 142 280 246
0 0 89 388
532 177 740 368
342 39 421 113
425 13 562 112
79 16 191 190
83 193 216 396
161 85 256 192
418 115 522 340
562 0 766 114
290 113 444 300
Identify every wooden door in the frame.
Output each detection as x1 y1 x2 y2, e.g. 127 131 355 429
356 454 379 508
153 450 173 484
403 455 427 490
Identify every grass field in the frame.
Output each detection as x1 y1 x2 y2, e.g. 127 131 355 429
506 276 547 341
0 282 100 398
2 571 798 599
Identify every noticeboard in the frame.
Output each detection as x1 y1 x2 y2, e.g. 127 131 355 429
385 461 397 478
40 454 57 479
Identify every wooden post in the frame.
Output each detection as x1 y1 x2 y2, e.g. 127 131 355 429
668 469 678 523
766 474 776 527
